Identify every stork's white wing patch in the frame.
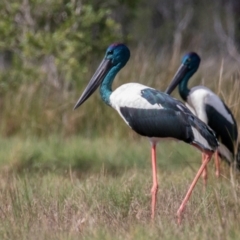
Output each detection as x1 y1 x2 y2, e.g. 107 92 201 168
110 83 164 110
191 126 211 150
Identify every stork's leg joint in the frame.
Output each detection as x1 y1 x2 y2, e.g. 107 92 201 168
214 151 220 178
151 183 158 195
177 206 184 225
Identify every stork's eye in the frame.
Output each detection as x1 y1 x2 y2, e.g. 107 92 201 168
187 58 191 62
107 50 114 55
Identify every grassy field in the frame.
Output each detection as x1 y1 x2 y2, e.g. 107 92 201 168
0 136 240 239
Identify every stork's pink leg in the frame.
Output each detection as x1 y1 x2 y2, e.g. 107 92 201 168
151 142 158 219
177 153 212 225
201 153 208 187
214 151 220 178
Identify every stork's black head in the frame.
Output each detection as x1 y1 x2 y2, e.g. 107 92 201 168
73 43 130 109
181 52 201 70
165 52 201 95
105 43 130 67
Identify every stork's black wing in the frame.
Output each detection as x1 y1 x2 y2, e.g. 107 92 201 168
119 88 218 152
206 101 238 157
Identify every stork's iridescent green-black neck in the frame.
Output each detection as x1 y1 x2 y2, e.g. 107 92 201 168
178 53 200 101
99 43 130 106
73 43 219 223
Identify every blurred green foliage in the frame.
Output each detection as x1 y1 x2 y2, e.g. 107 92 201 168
0 0 123 91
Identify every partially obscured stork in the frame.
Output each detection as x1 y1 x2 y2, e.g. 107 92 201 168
165 52 239 185
73 44 218 224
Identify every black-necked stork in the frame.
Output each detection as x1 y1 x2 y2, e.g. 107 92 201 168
73 43 218 224
165 52 239 184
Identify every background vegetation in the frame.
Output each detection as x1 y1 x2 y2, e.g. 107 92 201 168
0 0 240 239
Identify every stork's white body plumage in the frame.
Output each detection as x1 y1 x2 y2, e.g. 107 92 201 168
110 83 164 112
188 86 234 124
187 86 236 162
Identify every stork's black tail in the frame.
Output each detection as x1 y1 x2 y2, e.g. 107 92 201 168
188 114 219 153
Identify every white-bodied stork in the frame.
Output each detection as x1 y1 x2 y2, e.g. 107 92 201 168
165 52 239 185
74 44 219 224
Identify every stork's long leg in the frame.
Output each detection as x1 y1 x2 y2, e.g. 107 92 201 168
177 153 212 224
151 142 158 219
201 153 208 187
214 151 220 177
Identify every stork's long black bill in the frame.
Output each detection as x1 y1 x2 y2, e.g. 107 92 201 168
165 64 189 94
73 59 112 110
